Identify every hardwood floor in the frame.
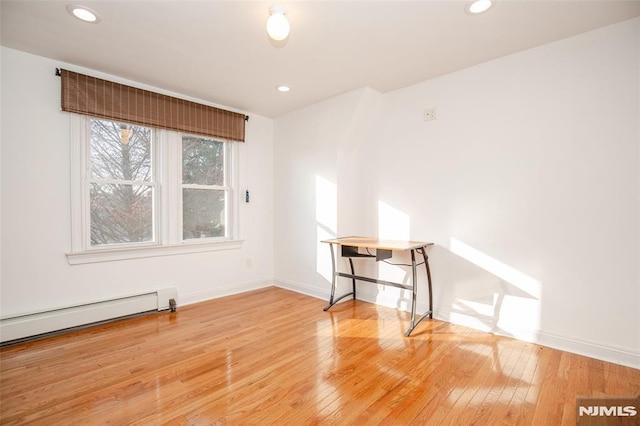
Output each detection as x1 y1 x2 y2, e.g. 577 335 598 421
1 287 638 425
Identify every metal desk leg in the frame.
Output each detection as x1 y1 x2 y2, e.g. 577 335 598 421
423 248 433 319
404 246 433 336
348 257 356 300
324 243 356 311
324 243 337 311
404 249 418 336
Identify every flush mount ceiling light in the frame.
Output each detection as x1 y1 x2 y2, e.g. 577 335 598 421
467 0 493 14
267 5 290 41
275 85 291 92
66 4 101 23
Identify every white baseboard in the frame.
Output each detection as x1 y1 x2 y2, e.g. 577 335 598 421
273 278 329 301
179 279 273 306
274 278 431 311
434 305 640 370
273 277 640 370
534 330 640 370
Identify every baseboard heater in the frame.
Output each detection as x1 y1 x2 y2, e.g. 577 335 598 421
0 287 177 344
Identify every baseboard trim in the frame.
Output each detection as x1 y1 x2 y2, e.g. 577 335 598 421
434 305 640 370
273 278 328 301
274 277 640 370
273 278 431 312
180 279 273 307
534 330 640 370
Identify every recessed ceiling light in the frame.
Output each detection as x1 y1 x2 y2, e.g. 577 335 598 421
275 85 291 92
66 5 101 23
467 0 493 14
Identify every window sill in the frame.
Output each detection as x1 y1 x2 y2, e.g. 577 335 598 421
66 239 244 265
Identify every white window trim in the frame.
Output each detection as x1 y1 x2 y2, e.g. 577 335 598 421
66 115 243 265
65 239 244 265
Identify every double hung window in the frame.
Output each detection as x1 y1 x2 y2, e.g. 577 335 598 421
89 119 156 247
181 135 229 240
60 69 245 264
67 116 239 264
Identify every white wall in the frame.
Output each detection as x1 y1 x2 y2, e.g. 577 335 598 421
1 18 638 368
273 87 384 298
274 18 640 368
0 47 274 315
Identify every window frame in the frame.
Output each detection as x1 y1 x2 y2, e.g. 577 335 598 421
67 115 243 265
85 119 159 250
179 134 233 243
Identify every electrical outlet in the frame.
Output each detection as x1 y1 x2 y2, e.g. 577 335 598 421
423 107 437 121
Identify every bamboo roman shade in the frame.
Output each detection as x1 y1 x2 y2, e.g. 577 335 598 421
60 69 246 142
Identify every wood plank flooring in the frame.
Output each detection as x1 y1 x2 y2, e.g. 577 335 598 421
1 287 638 425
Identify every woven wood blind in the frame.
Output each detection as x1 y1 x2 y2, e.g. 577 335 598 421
60 69 246 142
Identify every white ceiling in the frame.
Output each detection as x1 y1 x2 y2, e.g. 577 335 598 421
1 1 639 118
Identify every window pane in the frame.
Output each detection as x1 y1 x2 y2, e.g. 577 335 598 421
90 183 154 246
182 136 224 186
90 119 152 182
182 188 225 239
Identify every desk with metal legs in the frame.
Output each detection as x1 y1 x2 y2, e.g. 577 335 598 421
321 237 434 337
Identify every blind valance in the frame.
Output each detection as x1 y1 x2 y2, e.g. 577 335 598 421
60 69 246 142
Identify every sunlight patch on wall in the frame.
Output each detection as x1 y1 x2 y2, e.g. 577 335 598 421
377 201 410 240
316 176 337 232
316 176 337 282
449 237 541 339
457 297 498 319
375 261 411 310
450 238 541 298
376 201 410 307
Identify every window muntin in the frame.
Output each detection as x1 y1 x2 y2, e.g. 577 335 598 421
88 119 155 247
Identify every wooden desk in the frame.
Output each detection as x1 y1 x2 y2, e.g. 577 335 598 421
321 236 434 336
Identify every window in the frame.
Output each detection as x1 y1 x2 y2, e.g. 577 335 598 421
89 119 156 247
67 116 241 264
181 136 229 240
